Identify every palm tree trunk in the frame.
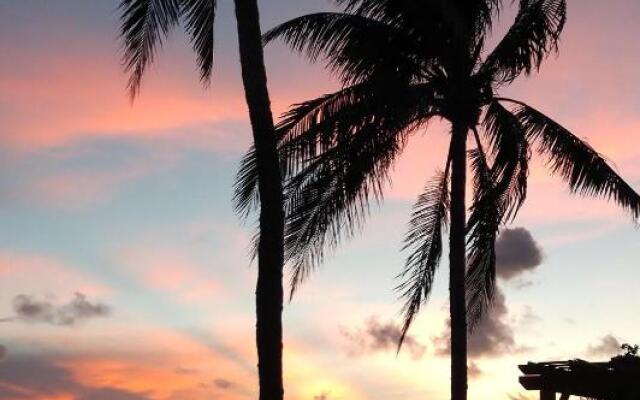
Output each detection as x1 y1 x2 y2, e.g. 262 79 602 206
233 1 285 399
449 120 468 400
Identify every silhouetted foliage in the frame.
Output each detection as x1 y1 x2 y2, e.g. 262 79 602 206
236 1 640 399
621 344 640 357
119 0 216 100
612 343 640 372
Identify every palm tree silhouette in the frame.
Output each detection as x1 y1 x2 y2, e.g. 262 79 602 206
118 1 285 399
236 1 640 399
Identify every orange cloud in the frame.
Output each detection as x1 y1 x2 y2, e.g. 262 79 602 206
0 33 335 152
62 357 209 399
1 325 257 400
0 43 248 150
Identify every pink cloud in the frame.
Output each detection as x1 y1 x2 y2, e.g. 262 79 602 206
0 30 335 153
386 121 452 201
0 251 111 300
0 38 247 151
116 248 224 304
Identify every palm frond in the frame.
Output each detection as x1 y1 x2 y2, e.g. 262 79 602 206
334 0 501 75
285 129 401 296
464 103 531 328
281 82 440 298
233 146 261 219
285 115 426 297
337 0 498 45
337 0 435 22
181 0 216 84
119 0 181 99
396 168 450 350
281 84 437 296
481 0 566 84
509 100 640 220
279 84 377 169
454 0 502 39
232 84 380 218
233 81 437 217
465 147 501 329
263 12 427 85
482 100 530 220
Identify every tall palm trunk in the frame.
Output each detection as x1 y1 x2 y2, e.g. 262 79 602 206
449 120 468 400
233 1 285 399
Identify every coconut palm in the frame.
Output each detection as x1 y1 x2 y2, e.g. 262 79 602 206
118 1 285 398
235 1 640 399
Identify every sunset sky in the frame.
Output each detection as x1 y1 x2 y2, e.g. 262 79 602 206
1 1 640 399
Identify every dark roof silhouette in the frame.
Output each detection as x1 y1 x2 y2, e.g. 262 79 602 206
519 356 640 400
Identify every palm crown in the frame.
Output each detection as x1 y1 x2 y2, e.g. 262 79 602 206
119 0 216 99
235 0 640 342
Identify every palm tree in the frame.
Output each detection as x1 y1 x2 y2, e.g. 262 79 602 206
235 1 640 399
118 1 284 399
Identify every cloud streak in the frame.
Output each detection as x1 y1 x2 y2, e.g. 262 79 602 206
4 293 110 326
213 378 236 390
